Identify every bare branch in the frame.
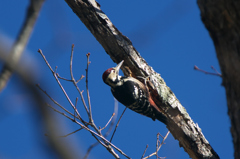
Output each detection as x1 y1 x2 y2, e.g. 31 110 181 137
84 141 99 159
100 113 115 131
59 128 84 138
0 0 45 91
141 145 149 159
85 53 93 124
76 75 85 83
110 107 127 143
38 48 130 159
36 84 74 117
68 47 90 115
84 101 118 158
157 131 170 151
46 102 126 158
74 97 79 121
70 44 75 80
38 49 82 119
194 65 222 77
156 133 159 159
57 73 72 81
211 66 221 76
142 131 169 159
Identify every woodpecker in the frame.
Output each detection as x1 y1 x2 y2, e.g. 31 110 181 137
102 60 167 124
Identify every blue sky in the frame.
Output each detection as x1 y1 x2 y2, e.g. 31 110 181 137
0 0 232 159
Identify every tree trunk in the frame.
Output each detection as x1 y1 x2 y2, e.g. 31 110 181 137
198 1 240 159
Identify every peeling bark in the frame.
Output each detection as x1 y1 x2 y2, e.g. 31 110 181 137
65 0 220 158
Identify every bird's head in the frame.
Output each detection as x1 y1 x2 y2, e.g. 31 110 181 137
102 60 124 87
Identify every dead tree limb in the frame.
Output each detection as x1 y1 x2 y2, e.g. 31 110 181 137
64 0 220 158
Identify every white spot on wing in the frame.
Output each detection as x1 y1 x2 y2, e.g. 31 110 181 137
133 85 138 97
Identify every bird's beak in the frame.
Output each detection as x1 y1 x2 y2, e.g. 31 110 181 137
114 60 124 76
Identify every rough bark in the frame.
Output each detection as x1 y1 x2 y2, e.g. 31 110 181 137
64 0 220 158
198 1 240 159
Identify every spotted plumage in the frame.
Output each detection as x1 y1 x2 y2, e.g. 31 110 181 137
102 60 167 124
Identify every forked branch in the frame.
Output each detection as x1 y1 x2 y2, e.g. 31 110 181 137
37 47 129 159
142 131 169 159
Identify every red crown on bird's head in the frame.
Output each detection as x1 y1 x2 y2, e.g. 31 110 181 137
102 68 113 83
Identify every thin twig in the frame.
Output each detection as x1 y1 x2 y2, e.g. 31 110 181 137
77 75 85 83
141 145 149 159
158 131 170 151
68 48 105 148
100 113 116 131
67 47 105 138
57 73 72 81
36 84 74 117
158 133 164 139
156 133 159 159
86 53 93 123
38 49 85 124
59 128 84 137
38 48 130 159
211 65 221 76
46 104 106 149
47 102 129 158
84 102 118 158
110 107 127 142
74 97 79 121
68 46 89 115
70 44 75 81
67 46 106 139
194 65 222 77
104 99 119 137
38 49 82 118
80 53 106 144
46 103 76 123
142 131 170 159
84 141 99 159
